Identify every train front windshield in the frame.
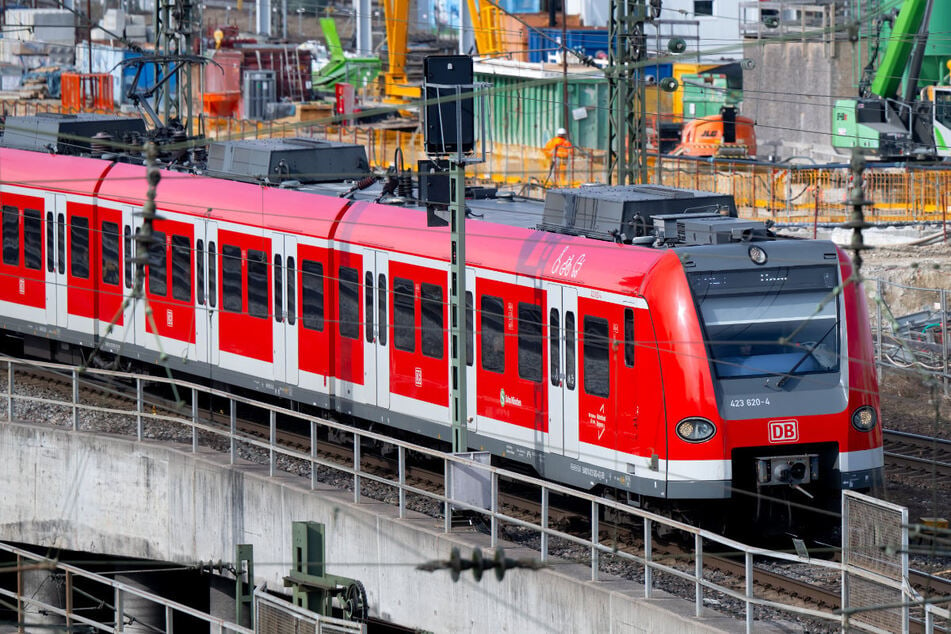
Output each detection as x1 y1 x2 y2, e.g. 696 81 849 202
688 265 840 380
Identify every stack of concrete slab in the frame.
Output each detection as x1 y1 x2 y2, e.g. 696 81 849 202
92 9 149 43
5 9 75 45
0 39 74 70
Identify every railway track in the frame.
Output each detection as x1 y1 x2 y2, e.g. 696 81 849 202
884 429 951 484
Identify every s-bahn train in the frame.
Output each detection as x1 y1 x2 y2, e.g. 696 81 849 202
0 114 883 524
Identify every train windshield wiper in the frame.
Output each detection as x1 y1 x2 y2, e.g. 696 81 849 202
768 322 837 389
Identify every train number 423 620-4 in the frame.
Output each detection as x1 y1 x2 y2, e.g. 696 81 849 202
729 398 770 408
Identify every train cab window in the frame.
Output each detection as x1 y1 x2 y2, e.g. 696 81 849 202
247 249 268 318
565 311 576 390
393 277 415 352
46 212 54 273
101 221 120 285
481 295 505 373
518 302 543 382
365 271 374 342
301 260 325 331
2 206 18 266
286 256 296 325
24 209 41 271
583 316 610 398
56 214 65 274
208 241 217 308
273 254 283 322
420 282 443 359
550 308 560 387
171 235 191 301
338 266 359 339
624 308 635 368
377 273 387 346
196 239 205 305
466 291 473 366
123 226 133 288
70 217 90 279
221 244 242 312
148 231 167 296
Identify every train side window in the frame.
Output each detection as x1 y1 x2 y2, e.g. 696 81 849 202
123 226 133 288
56 214 65 274
196 239 205 305
624 308 635 367
338 266 359 339
583 316 610 398
301 260 324 331
466 291 473 367
364 271 374 342
2 206 18 266
247 249 268 318
101 221 120 285
481 295 505 373
420 282 443 359
518 302 543 382
208 241 217 308
23 209 42 271
46 212 54 272
286 256 296 325
377 273 387 346
221 244 242 312
393 277 415 352
147 231 167 296
70 216 90 279
550 308 560 387
273 254 283 322
565 311 576 390
171 235 191 301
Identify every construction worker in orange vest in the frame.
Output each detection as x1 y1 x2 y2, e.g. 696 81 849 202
543 127 574 186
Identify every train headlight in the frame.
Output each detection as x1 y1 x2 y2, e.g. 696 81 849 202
748 245 768 265
851 406 878 432
675 417 717 443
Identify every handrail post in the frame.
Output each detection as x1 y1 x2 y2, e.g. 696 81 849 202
269 410 276 477
398 446 406 519
310 421 317 490
229 399 236 464
6 360 12 421
591 500 599 582
541 487 549 562
72 368 79 431
444 460 452 533
191 388 198 453
745 551 754 633
136 377 144 440
695 533 703 617
353 433 361 504
490 471 498 548
644 518 653 598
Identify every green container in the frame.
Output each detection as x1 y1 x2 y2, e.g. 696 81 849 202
474 67 610 149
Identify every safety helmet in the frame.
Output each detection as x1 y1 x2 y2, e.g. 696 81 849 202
556 127 568 136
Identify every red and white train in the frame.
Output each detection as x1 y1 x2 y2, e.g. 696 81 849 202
0 114 882 520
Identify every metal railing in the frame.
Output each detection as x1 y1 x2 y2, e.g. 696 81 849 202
0 541 253 633
0 356 920 633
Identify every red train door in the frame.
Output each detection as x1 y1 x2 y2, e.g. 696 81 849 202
544 281 579 459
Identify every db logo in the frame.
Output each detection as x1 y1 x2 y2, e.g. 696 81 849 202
768 419 799 443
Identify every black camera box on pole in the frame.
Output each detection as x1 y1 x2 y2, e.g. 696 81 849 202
424 55 474 154
418 159 451 226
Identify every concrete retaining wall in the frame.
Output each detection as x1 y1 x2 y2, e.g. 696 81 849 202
0 423 755 632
